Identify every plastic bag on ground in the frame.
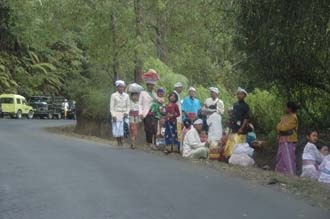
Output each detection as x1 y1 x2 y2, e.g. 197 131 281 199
229 154 255 167
232 143 254 157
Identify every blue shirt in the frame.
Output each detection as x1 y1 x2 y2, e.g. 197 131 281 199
182 96 201 119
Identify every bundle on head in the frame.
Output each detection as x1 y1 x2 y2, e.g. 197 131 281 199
142 69 160 84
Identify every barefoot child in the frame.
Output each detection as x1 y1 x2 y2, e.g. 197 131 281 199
301 131 324 180
150 87 165 149
164 92 180 153
129 92 141 149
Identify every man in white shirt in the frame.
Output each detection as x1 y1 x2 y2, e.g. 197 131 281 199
207 105 222 143
204 87 224 115
110 80 130 146
182 119 208 159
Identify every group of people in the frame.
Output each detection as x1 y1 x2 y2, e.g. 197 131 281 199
274 102 330 183
110 69 330 184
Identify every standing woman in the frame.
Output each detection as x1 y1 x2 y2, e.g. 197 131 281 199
138 69 160 145
165 92 181 153
275 101 299 175
110 80 130 146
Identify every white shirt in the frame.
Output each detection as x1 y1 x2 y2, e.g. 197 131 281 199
110 91 130 121
138 91 157 117
319 155 330 183
183 127 206 157
173 90 182 123
302 142 323 163
62 102 69 111
207 112 222 142
204 97 224 115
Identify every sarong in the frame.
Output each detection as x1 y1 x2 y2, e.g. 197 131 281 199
165 120 179 146
223 133 246 158
112 121 124 137
275 140 296 175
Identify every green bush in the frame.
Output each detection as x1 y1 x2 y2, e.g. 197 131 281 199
247 88 285 141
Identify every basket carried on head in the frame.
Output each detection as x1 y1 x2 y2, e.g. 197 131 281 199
128 83 144 93
142 69 160 84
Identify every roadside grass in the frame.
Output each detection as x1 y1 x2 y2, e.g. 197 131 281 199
46 125 330 210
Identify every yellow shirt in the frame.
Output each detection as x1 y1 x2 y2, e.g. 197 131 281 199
277 113 298 142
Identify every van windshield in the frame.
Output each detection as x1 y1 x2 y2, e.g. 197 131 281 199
0 98 14 104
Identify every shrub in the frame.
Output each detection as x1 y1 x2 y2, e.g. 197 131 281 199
247 88 284 142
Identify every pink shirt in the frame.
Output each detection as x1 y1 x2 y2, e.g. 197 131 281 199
138 91 157 117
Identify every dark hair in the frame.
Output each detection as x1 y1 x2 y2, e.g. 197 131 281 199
307 130 318 137
168 92 178 103
286 101 298 113
131 92 138 96
183 119 192 129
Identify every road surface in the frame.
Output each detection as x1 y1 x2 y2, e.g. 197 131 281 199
0 120 328 219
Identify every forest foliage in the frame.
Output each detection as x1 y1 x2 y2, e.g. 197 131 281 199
0 0 330 137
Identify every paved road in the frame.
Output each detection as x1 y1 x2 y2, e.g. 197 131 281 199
0 120 328 219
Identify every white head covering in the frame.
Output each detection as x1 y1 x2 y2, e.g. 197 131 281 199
237 87 248 96
193 119 203 125
115 80 126 87
174 82 183 88
188 87 196 92
209 87 219 94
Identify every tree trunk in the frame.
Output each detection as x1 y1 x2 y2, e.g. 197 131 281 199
134 0 143 83
111 13 121 80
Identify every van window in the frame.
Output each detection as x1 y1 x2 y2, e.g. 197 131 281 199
16 98 21 104
0 98 14 104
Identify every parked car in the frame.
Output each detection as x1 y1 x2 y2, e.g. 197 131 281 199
29 96 62 119
0 94 34 119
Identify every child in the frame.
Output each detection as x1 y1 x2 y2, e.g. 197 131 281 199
180 113 196 153
206 105 222 143
318 152 330 184
320 145 329 156
129 92 141 149
150 87 166 149
301 131 324 180
164 92 180 153
200 130 208 143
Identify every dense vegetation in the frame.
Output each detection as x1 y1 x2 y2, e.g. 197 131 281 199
1 0 330 141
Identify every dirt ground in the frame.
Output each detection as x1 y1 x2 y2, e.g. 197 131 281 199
46 125 330 210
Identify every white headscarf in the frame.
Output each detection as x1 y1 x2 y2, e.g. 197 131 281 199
237 87 248 96
174 82 183 88
115 80 125 87
209 87 219 94
193 119 203 125
188 87 196 92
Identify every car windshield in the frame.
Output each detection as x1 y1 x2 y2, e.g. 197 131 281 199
0 98 14 104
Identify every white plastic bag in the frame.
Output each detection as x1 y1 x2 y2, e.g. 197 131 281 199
128 83 144 93
229 154 255 167
232 143 254 157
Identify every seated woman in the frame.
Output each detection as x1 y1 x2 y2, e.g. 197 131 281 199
182 119 209 159
301 131 324 180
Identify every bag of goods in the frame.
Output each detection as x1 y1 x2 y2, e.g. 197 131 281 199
128 83 144 93
142 69 160 84
228 154 255 167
